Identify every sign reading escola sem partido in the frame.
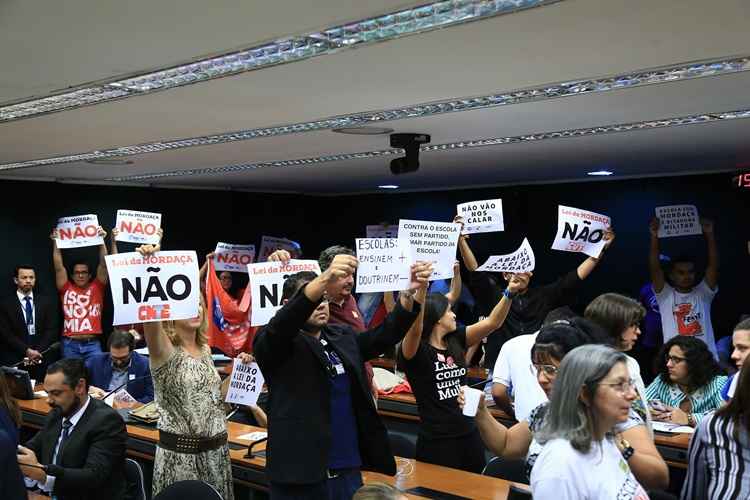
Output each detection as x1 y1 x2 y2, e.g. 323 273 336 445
105 251 200 325
398 219 461 281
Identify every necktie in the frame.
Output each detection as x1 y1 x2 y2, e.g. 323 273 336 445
24 296 33 326
50 419 72 500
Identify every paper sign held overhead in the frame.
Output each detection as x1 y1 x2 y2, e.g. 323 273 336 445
105 251 200 325
225 360 265 407
551 205 611 258
213 242 256 272
115 210 162 245
655 205 702 238
55 214 104 249
457 199 504 234
398 219 461 281
355 238 411 293
247 260 321 326
257 236 301 262
366 224 399 239
476 238 536 273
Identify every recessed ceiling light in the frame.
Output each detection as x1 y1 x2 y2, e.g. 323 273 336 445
378 184 399 189
332 126 394 135
587 170 613 176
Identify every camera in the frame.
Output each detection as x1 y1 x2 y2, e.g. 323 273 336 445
389 133 431 175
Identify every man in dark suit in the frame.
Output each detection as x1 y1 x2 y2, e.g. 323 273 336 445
86 329 153 405
254 251 430 500
16 358 127 500
0 265 60 377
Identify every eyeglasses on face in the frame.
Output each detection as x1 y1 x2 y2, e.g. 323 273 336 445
531 363 559 377
599 378 637 394
665 354 687 364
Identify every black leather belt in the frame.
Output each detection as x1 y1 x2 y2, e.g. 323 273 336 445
158 430 228 454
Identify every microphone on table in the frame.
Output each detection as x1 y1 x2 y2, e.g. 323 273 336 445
244 436 268 459
100 373 152 402
468 378 492 388
11 342 61 368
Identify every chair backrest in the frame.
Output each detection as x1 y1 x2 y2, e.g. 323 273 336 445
507 485 533 500
124 458 146 500
482 455 528 484
387 431 416 459
153 480 223 500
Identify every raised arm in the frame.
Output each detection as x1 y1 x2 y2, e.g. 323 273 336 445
649 218 666 293
576 227 615 280
445 260 462 305
95 227 109 285
398 265 430 361
383 291 396 313
110 228 119 255
455 215 479 272
464 277 522 346
50 229 68 291
702 219 718 289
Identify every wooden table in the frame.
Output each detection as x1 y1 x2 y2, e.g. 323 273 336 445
18 395 528 500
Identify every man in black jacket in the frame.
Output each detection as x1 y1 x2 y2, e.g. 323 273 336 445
254 252 430 500
16 358 127 500
0 265 60 376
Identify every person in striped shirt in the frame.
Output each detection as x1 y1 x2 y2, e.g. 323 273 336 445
682 354 750 499
646 336 727 427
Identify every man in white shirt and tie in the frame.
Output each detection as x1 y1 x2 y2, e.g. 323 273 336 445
0 266 60 375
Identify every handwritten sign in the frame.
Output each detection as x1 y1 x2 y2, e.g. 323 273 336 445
655 205 702 238
213 242 256 272
247 260 321 326
457 199 504 234
105 251 199 324
476 238 536 273
398 219 461 281
551 205 611 258
115 210 162 245
257 236 301 262
355 238 411 293
55 214 104 249
225 360 265 407
366 224 399 239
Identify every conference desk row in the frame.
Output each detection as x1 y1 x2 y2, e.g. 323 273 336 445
18 395 530 500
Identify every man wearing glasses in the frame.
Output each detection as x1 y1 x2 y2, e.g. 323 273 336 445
50 225 111 361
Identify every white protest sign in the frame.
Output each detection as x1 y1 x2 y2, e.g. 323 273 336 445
225 360 265 407
355 238 411 293
476 238 536 273
55 214 104 249
105 251 200 324
551 205 611 258
213 242 256 272
247 260 321 326
115 210 162 245
655 205 702 238
366 224 399 239
257 236 301 262
457 199 504 234
398 220 461 281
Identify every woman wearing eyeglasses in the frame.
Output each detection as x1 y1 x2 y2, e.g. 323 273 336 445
530 345 650 499
646 336 727 427
471 317 669 490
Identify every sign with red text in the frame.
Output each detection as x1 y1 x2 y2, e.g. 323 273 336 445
551 205 611 258
398 219 461 281
213 242 256 272
55 214 104 249
115 210 162 245
477 238 536 273
655 205 702 238
247 260 320 326
457 199 504 234
105 251 200 325
355 238 411 293
257 236 301 262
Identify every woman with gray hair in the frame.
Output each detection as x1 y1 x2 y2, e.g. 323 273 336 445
530 344 649 499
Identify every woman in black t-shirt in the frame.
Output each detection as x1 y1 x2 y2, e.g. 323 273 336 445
398 279 522 473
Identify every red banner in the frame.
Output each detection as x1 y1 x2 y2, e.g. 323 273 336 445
205 260 255 357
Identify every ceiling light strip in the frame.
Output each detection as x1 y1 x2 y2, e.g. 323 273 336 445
104 107 750 182
0 0 562 123
2 56 748 173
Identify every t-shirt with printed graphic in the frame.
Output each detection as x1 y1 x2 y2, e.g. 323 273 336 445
60 279 105 336
531 437 649 500
399 326 474 439
654 280 718 357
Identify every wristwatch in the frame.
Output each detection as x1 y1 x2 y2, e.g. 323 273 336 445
620 438 634 460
